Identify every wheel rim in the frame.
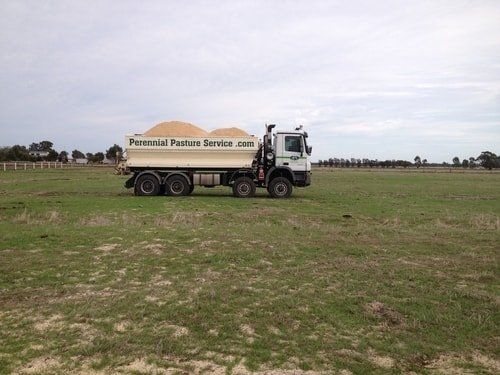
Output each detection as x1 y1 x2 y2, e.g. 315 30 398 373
237 182 250 196
274 182 287 196
170 181 184 194
141 180 154 194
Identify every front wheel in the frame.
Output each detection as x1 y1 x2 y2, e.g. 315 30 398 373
232 177 256 198
268 177 292 198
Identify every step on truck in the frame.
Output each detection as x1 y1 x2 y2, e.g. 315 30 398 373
123 124 312 198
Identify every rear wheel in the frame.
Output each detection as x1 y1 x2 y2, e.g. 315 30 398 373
232 177 256 198
135 174 161 196
165 175 190 196
268 177 292 198
187 184 195 195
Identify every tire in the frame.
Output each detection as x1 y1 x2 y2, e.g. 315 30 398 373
165 175 190 196
268 177 292 198
135 174 161 196
232 177 256 198
187 184 195 195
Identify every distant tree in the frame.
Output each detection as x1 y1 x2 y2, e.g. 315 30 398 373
58 151 68 163
39 141 54 151
46 149 58 161
414 155 421 168
29 142 40 152
86 152 94 161
93 152 105 163
462 159 469 168
0 147 9 161
106 144 123 159
6 145 32 161
422 159 428 166
452 156 460 167
72 150 85 159
476 151 499 170
469 157 476 168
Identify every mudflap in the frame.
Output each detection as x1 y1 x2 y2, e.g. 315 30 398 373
124 175 136 189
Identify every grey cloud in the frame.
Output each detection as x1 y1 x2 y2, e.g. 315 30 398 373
0 0 499 162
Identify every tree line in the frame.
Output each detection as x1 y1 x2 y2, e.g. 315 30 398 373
0 141 123 164
318 151 500 170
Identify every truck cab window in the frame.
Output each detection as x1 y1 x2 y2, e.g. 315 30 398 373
285 136 301 152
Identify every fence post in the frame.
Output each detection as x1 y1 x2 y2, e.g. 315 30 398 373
3 163 5 171
14 162 17 170
24 163 27 170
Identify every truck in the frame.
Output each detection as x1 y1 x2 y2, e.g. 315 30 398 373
123 124 312 198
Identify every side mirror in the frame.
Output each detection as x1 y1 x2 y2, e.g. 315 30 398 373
307 146 312 155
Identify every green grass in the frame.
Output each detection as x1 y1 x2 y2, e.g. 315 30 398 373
0 168 498 374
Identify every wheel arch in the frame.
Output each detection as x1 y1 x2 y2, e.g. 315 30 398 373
229 169 256 184
163 171 191 185
265 167 294 186
135 170 162 185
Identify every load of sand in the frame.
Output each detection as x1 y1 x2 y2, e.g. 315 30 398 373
144 121 208 137
209 127 250 137
143 121 250 138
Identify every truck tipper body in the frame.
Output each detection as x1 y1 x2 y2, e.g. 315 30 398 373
123 124 312 198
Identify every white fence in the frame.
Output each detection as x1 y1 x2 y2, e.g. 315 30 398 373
0 162 111 171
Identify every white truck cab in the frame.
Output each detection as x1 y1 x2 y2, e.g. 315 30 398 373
274 131 312 173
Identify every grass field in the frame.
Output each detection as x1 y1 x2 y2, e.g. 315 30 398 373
0 168 498 374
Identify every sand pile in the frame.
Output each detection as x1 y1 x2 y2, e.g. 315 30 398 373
144 121 208 137
209 127 249 137
143 121 250 137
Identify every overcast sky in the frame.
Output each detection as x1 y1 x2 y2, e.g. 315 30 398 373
1 0 499 162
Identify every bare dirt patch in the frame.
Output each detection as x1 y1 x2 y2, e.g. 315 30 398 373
16 356 62 374
33 314 64 332
163 324 189 337
114 320 131 333
143 243 166 255
80 215 113 227
118 358 171 374
469 214 499 230
425 352 500 374
364 301 405 327
95 243 119 253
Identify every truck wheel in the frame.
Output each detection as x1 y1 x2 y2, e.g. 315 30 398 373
135 174 161 196
187 184 195 195
166 175 190 196
268 177 292 198
233 177 256 198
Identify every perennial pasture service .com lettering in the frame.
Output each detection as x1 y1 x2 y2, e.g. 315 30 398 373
128 137 256 148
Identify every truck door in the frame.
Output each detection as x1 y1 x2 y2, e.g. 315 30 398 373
276 134 307 172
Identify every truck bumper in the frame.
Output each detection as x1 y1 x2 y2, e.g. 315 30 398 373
294 171 311 187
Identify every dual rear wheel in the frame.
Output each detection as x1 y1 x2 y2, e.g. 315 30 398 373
135 174 192 196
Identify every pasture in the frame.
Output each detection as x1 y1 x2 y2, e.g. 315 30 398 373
0 168 498 374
